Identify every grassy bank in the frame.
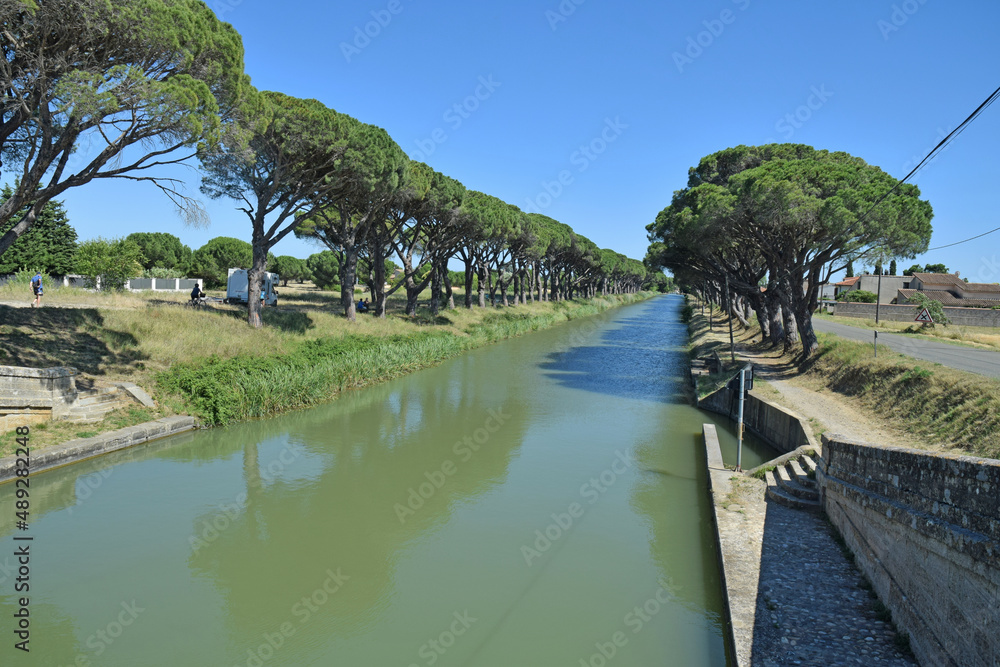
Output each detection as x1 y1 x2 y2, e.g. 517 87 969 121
802 335 1000 459
1 287 653 451
685 299 761 398
158 294 651 425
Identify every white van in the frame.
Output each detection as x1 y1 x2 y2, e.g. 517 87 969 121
225 268 279 306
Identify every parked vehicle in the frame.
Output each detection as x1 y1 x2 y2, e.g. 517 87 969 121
224 268 279 306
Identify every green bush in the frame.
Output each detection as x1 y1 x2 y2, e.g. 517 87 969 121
836 289 877 303
907 292 949 326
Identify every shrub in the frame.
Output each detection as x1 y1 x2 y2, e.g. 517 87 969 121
75 237 145 291
908 292 949 326
836 289 877 303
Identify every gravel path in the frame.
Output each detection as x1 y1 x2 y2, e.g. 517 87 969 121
750 500 916 667
750 366 917 449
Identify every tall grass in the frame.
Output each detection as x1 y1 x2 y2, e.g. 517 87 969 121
157 293 652 425
805 334 1000 459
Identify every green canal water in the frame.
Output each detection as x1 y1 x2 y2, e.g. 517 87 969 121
0 295 776 666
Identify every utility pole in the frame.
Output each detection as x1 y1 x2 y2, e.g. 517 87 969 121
875 269 883 324
708 282 714 331
736 365 748 472
726 273 735 363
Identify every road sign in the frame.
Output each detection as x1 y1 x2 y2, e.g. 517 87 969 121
915 308 934 323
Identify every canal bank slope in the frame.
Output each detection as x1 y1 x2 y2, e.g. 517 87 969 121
0 293 656 477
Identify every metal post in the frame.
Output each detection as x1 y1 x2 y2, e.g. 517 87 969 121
875 270 882 324
736 367 745 472
874 330 878 358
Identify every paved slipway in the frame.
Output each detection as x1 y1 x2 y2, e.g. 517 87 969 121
813 318 1000 379
715 347 919 665
720 465 917 667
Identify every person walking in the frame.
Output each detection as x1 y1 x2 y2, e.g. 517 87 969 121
30 271 43 307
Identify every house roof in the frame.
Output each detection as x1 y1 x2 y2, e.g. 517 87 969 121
911 272 965 288
834 276 860 287
959 282 1000 296
898 288 1000 308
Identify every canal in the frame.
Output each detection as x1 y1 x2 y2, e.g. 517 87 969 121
0 295 776 666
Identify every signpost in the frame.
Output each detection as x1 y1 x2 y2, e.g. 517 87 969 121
915 308 934 324
727 363 754 472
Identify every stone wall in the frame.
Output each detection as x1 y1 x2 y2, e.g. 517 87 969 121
698 384 817 455
819 435 999 667
834 301 1000 327
0 365 77 419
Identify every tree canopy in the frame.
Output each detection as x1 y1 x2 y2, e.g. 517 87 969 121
0 186 76 274
0 0 250 259
126 232 192 271
647 143 933 354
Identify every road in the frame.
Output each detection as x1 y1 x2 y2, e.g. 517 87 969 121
812 318 1000 380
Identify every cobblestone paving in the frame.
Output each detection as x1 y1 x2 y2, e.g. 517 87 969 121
751 499 916 667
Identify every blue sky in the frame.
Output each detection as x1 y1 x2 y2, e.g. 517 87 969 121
50 0 1000 281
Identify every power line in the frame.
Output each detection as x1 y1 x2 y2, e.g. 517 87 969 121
852 84 1000 233
926 224 1000 251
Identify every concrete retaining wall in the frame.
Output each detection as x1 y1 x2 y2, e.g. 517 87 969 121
0 416 197 483
698 384 817 455
703 423 750 667
819 435 1000 667
0 365 77 418
834 302 1000 327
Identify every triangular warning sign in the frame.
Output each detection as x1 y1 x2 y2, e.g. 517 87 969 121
915 307 934 323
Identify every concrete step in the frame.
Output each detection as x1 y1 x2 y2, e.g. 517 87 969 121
776 465 820 501
801 455 818 474
73 392 121 408
765 470 822 512
788 459 817 489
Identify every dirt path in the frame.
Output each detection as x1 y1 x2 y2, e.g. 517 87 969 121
697 311 922 451
751 362 917 449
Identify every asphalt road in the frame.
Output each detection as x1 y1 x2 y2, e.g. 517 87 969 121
813 318 1000 380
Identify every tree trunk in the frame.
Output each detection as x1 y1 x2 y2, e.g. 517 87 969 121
373 256 387 318
781 302 799 350
247 238 267 329
464 257 474 308
341 244 359 321
444 267 456 310
477 263 487 308
731 297 750 328
430 261 442 316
